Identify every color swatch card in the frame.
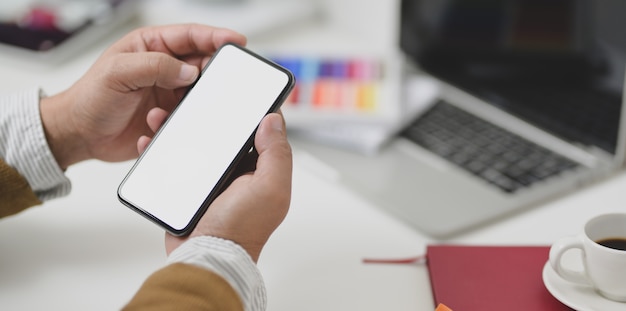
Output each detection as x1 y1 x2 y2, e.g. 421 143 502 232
269 54 403 126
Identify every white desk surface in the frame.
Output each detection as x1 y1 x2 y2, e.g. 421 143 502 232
1 1 625 310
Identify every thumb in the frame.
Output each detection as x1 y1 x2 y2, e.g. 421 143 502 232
108 52 199 91
254 113 292 187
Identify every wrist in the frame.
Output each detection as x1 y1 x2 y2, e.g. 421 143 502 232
40 91 88 169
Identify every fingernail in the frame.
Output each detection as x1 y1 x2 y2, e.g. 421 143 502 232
179 64 198 83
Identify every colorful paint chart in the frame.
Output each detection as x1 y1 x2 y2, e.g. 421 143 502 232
271 56 384 115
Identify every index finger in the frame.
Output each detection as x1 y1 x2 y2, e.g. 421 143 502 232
108 23 247 57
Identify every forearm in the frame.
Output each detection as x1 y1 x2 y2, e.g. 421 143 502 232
0 159 41 217
126 236 265 311
124 263 244 311
166 236 267 311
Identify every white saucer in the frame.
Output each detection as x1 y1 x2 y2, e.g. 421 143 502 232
542 262 626 311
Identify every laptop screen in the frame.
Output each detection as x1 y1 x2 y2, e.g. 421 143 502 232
400 0 626 155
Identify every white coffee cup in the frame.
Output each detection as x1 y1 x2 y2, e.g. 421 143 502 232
549 213 626 302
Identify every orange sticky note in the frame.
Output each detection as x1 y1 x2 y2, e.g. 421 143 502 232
435 303 452 311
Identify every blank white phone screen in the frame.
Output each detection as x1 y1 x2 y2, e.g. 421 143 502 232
118 44 291 232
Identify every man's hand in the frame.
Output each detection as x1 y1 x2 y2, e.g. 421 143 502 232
164 113 293 263
40 24 246 169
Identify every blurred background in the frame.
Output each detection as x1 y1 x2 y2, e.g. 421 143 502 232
0 0 402 154
3 1 626 311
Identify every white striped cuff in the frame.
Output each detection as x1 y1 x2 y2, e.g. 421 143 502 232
166 236 267 311
0 88 71 201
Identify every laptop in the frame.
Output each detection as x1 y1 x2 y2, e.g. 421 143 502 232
292 0 626 238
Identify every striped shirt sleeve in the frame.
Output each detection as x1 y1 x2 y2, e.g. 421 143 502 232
166 236 267 311
0 88 71 201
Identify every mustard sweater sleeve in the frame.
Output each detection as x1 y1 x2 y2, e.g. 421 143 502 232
124 263 244 311
0 159 42 218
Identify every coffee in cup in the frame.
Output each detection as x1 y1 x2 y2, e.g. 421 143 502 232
595 237 626 251
549 213 626 302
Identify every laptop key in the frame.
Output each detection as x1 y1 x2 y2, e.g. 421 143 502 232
400 100 580 193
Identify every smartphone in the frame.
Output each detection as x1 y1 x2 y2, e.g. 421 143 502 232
117 43 295 236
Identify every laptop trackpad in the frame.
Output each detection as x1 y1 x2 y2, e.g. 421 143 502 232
294 138 519 238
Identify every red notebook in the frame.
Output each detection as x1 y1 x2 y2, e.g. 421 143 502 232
426 245 573 310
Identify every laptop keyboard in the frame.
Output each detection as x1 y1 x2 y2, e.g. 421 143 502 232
400 100 580 193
